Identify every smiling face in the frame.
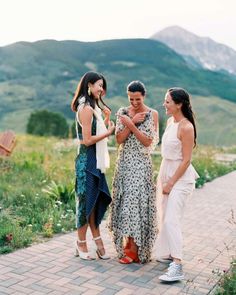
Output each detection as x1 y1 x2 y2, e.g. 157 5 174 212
89 79 104 99
163 92 182 116
128 91 145 111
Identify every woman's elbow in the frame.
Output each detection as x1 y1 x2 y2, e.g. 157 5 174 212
116 135 124 145
83 139 93 146
183 159 191 167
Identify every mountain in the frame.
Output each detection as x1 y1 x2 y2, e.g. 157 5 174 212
0 38 236 145
151 26 236 75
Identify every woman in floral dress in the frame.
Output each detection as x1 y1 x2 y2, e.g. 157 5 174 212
108 81 159 263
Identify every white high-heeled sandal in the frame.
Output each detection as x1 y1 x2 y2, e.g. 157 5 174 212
74 239 95 260
93 236 110 260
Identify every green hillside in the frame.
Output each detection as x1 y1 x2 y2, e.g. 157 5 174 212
191 96 236 146
0 39 236 145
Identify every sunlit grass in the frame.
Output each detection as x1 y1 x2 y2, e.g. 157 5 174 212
0 135 235 254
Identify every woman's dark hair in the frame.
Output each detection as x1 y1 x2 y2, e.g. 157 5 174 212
127 80 146 96
168 87 197 147
71 71 110 112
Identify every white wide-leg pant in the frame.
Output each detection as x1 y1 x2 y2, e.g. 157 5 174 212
154 182 195 260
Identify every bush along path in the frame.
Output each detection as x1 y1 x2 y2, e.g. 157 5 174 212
0 171 235 294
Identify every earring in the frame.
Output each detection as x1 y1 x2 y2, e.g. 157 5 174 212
88 87 91 96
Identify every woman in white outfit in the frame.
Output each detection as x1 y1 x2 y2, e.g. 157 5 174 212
155 87 199 282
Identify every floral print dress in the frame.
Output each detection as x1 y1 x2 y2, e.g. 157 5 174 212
108 107 158 263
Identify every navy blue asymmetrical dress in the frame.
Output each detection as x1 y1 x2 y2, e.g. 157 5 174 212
75 115 112 228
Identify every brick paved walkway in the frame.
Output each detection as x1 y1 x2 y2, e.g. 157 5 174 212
0 171 236 294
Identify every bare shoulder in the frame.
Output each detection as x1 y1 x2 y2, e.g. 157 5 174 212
82 104 93 112
150 108 159 119
181 119 194 129
79 105 93 123
180 120 194 136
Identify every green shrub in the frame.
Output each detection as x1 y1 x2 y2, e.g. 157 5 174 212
27 109 69 138
0 210 34 254
71 121 77 138
193 154 236 188
214 260 236 295
42 180 75 204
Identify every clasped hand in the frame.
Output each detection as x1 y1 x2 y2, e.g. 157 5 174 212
117 112 147 129
162 182 173 195
132 112 147 124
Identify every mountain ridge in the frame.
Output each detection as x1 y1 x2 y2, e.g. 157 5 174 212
0 38 236 145
151 25 236 75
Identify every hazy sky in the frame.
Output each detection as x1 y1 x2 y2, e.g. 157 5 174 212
1 0 236 50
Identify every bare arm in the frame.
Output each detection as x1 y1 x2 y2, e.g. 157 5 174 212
102 107 111 126
117 113 156 147
116 111 148 144
163 122 194 194
116 126 131 144
79 105 114 146
133 110 159 147
128 123 153 147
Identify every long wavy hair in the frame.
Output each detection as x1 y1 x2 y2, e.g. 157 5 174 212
71 71 110 112
168 87 197 147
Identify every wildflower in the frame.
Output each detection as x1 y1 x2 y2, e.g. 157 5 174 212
5 233 13 242
55 200 63 206
44 223 52 229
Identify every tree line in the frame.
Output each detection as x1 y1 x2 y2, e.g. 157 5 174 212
27 109 165 140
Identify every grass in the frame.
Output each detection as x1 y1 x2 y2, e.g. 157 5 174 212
0 134 236 254
213 260 236 294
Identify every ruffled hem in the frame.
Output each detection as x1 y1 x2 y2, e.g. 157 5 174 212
159 159 199 184
75 144 111 228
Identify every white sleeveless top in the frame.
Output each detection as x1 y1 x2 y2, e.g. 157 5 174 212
161 119 184 160
160 118 199 183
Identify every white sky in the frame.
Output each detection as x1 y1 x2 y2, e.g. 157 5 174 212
1 0 236 50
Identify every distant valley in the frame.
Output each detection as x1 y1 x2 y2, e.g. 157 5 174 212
0 36 236 145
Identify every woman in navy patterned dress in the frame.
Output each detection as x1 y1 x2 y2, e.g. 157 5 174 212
71 72 115 260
